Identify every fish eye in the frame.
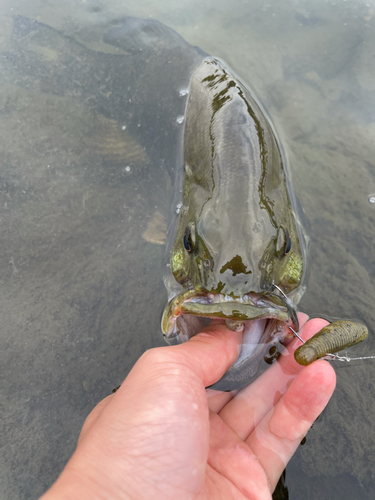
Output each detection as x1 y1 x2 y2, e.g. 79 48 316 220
183 223 196 254
277 227 291 257
284 228 291 255
183 229 192 253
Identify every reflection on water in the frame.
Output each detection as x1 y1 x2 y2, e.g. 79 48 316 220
1 1 375 499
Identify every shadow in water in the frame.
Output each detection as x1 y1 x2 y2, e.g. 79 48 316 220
273 470 289 500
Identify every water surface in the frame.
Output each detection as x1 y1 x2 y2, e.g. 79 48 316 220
1 1 375 499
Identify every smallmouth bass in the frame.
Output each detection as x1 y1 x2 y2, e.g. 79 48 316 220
161 58 308 391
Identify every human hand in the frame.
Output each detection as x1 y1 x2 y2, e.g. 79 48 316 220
41 314 336 500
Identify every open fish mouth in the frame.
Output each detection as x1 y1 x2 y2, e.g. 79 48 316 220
162 289 299 345
161 289 299 390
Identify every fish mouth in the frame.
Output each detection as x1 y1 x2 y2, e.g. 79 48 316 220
161 289 299 344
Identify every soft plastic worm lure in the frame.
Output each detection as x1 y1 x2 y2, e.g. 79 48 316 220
294 320 368 366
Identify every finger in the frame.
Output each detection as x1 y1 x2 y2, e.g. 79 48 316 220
208 412 272 500
170 323 243 388
218 315 327 439
246 360 336 491
204 320 241 411
207 389 236 413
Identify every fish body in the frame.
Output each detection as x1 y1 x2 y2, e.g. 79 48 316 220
162 58 307 390
294 320 368 366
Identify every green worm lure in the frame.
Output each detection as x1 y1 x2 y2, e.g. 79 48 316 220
294 320 368 366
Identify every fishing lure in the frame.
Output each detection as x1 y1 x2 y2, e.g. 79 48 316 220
294 320 368 366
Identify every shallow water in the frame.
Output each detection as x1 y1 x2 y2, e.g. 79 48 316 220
1 1 375 499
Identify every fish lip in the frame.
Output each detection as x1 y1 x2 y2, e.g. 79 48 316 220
161 289 299 341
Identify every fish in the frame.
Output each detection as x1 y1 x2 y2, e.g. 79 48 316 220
161 57 308 391
294 320 368 366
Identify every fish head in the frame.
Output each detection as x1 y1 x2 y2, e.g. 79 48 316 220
170 201 304 298
165 195 304 342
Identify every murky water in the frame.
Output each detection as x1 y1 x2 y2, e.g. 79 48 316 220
1 1 375 499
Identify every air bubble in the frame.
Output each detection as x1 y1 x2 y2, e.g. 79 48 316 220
125 166 131 172
368 195 375 204
176 116 184 124
176 203 183 214
121 125 126 130
179 89 189 97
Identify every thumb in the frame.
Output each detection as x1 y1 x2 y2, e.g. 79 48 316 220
170 323 243 387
